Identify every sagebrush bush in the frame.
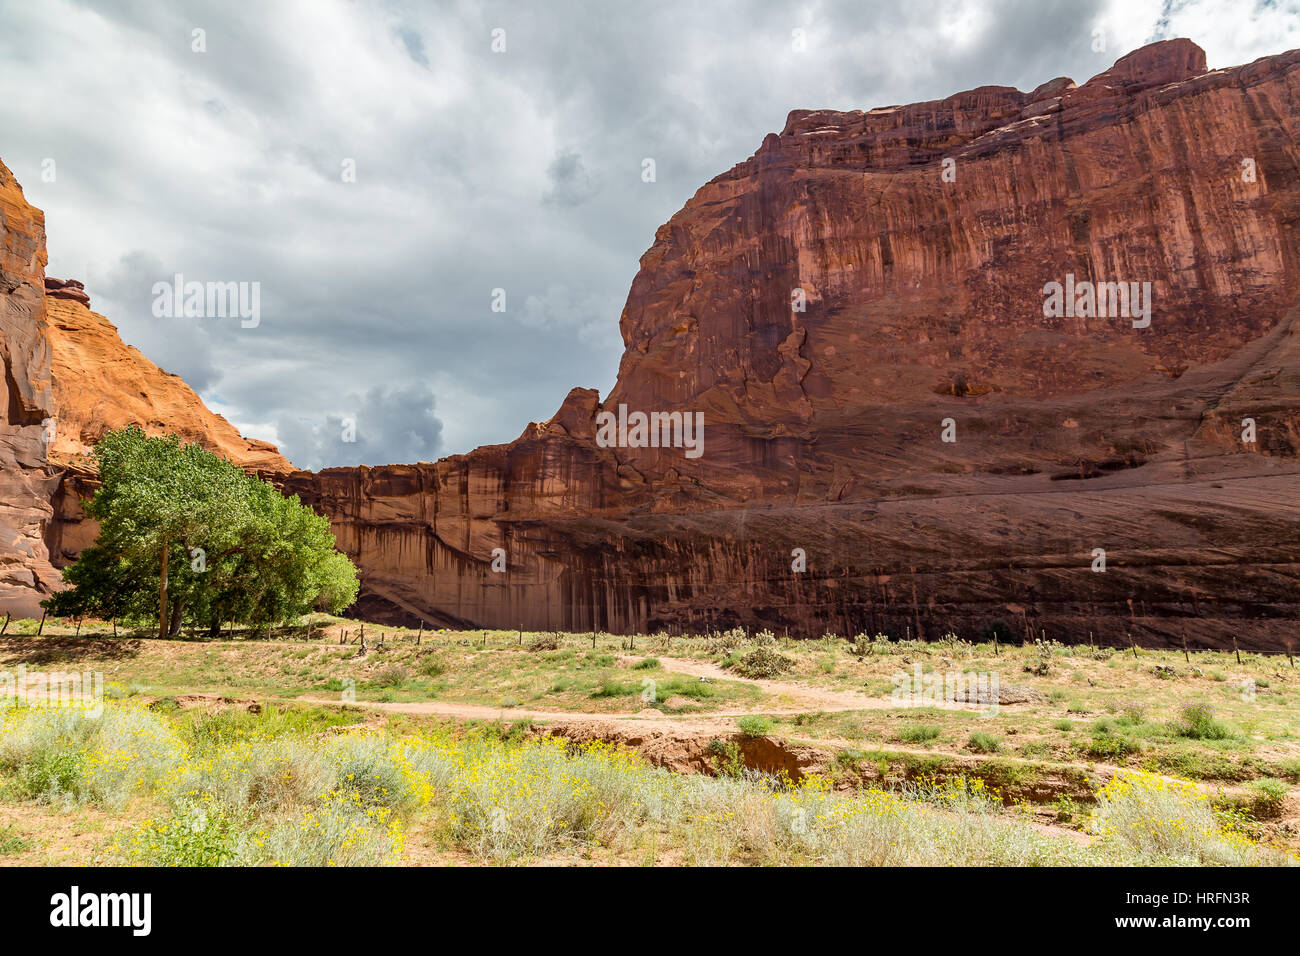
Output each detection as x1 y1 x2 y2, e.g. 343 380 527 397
1174 701 1233 740
0 704 184 808
899 724 941 744
371 664 410 688
1090 770 1290 865
967 731 1001 754
3 702 1295 867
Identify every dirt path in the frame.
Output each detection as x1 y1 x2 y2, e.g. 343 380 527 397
298 652 968 727
645 654 909 712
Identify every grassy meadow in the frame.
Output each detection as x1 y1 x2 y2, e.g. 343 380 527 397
0 615 1296 866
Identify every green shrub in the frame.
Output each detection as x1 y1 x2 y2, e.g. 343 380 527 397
125 802 246 866
967 731 1001 754
371 664 410 688
899 724 941 744
18 750 84 802
1085 734 1142 759
708 739 744 777
729 647 794 679
1246 778 1289 819
0 824 31 855
1174 701 1232 740
1053 795 1078 823
415 655 445 678
736 715 773 738
656 677 718 701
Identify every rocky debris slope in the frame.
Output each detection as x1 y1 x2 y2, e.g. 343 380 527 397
284 40 1300 650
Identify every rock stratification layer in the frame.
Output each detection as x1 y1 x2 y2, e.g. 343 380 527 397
284 40 1300 650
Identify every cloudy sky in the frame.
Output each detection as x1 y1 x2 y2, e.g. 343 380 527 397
1 0 1296 470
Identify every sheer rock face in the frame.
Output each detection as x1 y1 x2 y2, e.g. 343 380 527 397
7 41 1300 649
0 160 61 615
285 41 1300 650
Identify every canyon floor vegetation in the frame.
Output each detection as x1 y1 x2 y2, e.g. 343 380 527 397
0 616 1297 866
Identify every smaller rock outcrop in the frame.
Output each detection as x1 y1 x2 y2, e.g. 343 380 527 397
43 277 90 307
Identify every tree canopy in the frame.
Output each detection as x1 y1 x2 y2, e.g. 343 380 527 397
45 425 359 636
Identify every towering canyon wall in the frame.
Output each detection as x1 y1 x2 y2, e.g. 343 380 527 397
284 40 1300 650
3 40 1299 650
0 160 61 615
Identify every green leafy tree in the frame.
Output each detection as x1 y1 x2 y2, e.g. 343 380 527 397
45 426 359 636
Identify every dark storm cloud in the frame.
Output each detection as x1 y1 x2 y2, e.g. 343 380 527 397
0 0 1293 468
277 383 444 470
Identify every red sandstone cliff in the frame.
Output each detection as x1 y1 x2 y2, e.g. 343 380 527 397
0 160 61 615
4 40 1299 649
283 40 1300 649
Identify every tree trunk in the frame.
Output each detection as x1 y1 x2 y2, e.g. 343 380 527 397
208 618 222 639
158 545 169 638
168 599 184 637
